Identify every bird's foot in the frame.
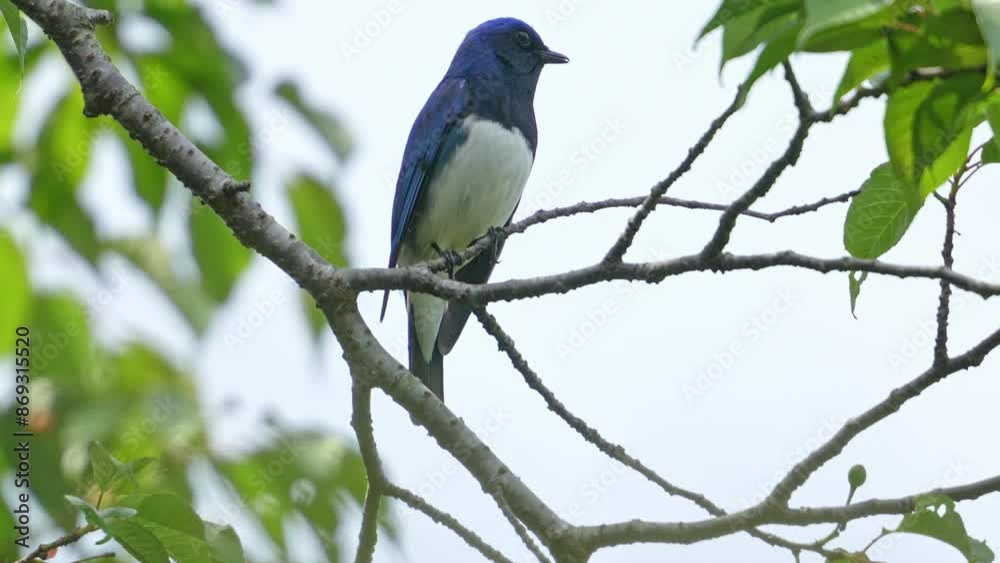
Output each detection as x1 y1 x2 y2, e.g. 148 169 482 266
431 243 462 278
486 226 504 265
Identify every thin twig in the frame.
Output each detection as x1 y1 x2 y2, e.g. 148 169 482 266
764 325 1000 507
701 64 813 259
68 553 115 563
474 308 839 561
603 80 749 263
934 175 961 366
383 483 516 563
14 525 99 563
489 486 552 563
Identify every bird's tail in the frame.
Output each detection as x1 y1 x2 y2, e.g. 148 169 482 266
408 306 444 400
379 289 390 321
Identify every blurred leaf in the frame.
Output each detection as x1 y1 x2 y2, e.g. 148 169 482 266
89 441 123 490
848 271 868 318
190 206 252 303
137 493 204 538
833 39 889 103
30 91 100 263
30 292 93 380
116 129 169 214
288 175 348 338
214 430 372 561
131 492 223 563
109 236 215 332
885 74 982 196
204 522 247 563
276 80 353 160
844 162 921 259
799 0 891 47
106 519 171 563
895 494 995 563
135 54 191 124
66 495 108 528
973 0 1000 88
0 230 29 337
890 9 988 78
0 0 27 76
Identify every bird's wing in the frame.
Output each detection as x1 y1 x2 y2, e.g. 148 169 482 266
381 78 470 321
388 77 470 269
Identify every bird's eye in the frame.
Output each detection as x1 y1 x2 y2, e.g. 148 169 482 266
514 31 532 48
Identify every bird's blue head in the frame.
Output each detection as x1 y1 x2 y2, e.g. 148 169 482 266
446 18 569 79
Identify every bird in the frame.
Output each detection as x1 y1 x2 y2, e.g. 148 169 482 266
380 18 568 400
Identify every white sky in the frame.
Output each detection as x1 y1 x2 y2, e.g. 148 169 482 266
6 1 1000 562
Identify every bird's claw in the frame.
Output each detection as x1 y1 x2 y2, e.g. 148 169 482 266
486 226 504 265
431 243 462 278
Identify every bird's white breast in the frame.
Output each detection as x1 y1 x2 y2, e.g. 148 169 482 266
403 115 534 362
411 116 534 257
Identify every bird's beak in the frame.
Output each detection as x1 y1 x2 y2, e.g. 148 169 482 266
538 48 570 64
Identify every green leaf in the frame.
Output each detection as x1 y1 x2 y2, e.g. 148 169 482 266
848 271 868 318
895 494 995 563
0 230 29 337
105 519 171 563
721 2 801 70
0 0 28 76
890 9 988 78
138 493 205 539
189 205 252 303
204 522 247 563
983 138 1000 162
288 175 349 338
844 163 922 259
66 495 108 528
131 492 227 563
885 74 982 196
739 20 803 107
834 40 890 104
276 80 353 160
29 292 94 380
89 441 122 489
700 0 773 39
973 0 1000 89
30 91 101 262
800 0 892 47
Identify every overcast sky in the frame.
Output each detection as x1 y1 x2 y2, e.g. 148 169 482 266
9 1 1000 562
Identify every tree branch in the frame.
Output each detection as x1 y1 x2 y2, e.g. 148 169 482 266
14 525 99 563
351 385 383 563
